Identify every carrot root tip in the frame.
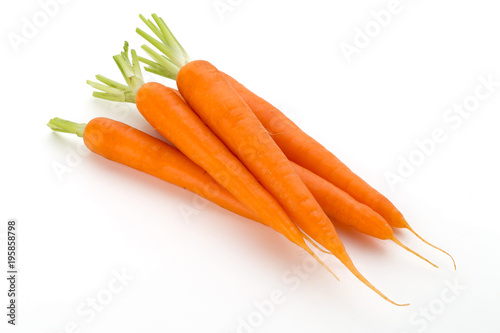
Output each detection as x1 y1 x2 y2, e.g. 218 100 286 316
302 244 339 281
302 232 332 255
339 254 406 306
405 225 456 270
391 237 439 269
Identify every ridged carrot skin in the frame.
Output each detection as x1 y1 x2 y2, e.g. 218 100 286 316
83 117 258 220
177 60 338 252
135 83 297 241
85 118 380 241
85 116 390 241
223 73 406 227
291 163 392 239
224 73 454 268
134 83 333 274
177 60 405 305
87 118 408 245
292 162 437 267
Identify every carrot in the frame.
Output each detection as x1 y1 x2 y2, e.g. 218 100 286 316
91 38 406 306
225 74 455 269
135 82 312 249
49 114 432 272
88 60 434 269
47 117 259 221
292 163 437 267
135 14 454 270
50 117 335 256
48 116 338 275
135 15 411 304
87 43 336 279
175 59 406 305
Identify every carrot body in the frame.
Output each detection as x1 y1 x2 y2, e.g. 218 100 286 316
291 163 392 239
135 83 297 242
83 117 258 220
177 60 337 253
85 118 375 239
224 73 406 227
134 83 333 273
225 74 454 268
177 60 405 305
292 163 437 267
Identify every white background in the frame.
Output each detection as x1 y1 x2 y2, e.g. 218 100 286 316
1 0 499 332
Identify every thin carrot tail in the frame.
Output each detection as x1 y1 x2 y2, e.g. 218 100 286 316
405 225 456 270
298 242 339 281
338 254 409 306
308 250 340 282
390 236 438 268
301 232 332 255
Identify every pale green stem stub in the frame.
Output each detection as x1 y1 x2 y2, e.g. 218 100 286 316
88 42 145 103
47 118 86 137
136 14 191 80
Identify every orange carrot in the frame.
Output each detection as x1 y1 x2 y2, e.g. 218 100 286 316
88 61 434 268
292 162 437 267
48 117 337 276
47 117 259 220
135 83 314 253
87 45 335 278
49 115 432 271
175 59 406 305
134 16 451 270
225 74 455 269
135 16 409 303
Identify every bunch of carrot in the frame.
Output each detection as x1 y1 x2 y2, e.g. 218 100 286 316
48 14 455 306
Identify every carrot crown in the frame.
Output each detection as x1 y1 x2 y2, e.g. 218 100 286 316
88 15 189 103
47 117 86 137
87 42 145 103
136 14 191 80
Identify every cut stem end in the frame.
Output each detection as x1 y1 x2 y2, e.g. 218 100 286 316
47 118 86 137
136 14 191 80
88 42 145 104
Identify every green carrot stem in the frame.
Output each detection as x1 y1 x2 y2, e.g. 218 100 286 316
47 118 86 137
95 75 130 91
92 91 136 103
87 80 125 96
141 45 180 79
153 14 190 63
136 28 184 69
139 14 168 45
136 56 158 68
88 42 145 103
136 14 191 80
139 58 176 79
131 49 144 82
114 54 135 80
